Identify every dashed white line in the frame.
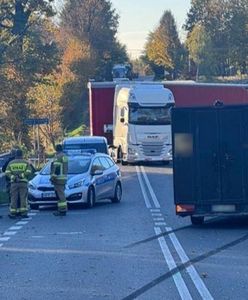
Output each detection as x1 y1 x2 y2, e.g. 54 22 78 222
9 226 23 231
136 166 151 208
16 221 28 225
0 237 10 242
4 231 17 236
155 227 193 300
153 218 165 221
150 209 161 212
152 213 162 217
28 213 37 216
155 222 167 226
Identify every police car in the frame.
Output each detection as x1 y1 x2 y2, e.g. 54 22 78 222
28 152 122 209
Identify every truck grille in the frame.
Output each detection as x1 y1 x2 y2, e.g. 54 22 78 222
141 142 165 156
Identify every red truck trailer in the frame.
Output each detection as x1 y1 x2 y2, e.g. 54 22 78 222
88 81 248 145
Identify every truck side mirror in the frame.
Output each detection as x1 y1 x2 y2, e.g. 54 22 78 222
120 117 125 123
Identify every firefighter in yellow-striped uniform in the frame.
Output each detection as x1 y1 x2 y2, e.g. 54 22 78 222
5 149 32 219
50 144 68 216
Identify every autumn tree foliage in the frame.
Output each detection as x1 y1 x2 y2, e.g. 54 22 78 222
144 10 185 79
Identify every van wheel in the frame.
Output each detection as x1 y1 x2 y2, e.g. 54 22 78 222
111 182 122 203
87 186 95 208
191 216 204 225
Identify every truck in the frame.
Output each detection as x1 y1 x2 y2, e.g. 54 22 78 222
171 83 248 225
88 81 175 164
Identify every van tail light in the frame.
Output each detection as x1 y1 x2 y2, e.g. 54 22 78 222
176 204 195 214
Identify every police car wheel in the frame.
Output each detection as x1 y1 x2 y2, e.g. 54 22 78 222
30 204 39 210
87 186 95 208
111 182 122 203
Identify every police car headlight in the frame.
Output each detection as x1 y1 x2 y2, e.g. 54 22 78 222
28 183 37 190
68 179 85 190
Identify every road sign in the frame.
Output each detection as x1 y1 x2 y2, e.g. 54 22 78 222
24 118 49 126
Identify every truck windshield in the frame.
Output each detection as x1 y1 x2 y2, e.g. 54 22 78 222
129 104 173 125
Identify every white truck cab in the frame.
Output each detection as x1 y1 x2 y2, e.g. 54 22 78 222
113 83 174 164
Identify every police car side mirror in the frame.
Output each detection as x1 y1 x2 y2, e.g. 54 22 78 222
91 169 103 176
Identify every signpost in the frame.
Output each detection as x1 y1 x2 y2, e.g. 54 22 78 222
24 118 49 167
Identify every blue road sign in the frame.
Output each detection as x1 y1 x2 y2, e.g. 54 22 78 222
24 118 49 126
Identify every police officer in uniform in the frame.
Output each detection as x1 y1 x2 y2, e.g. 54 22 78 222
5 149 32 219
50 144 68 216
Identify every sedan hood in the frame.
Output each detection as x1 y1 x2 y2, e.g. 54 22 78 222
30 173 83 187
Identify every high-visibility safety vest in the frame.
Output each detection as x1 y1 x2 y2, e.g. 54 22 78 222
50 153 68 184
5 159 32 183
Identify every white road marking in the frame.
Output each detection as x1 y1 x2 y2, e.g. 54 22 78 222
0 244 3 247
167 227 214 300
9 226 22 231
140 166 160 208
150 209 161 212
136 166 151 208
0 237 10 242
154 222 167 226
4 231 17 236
57 232 83 235
16 221 28 225
141 168 213 300
28 213 37 216
152 213 163 217
153 218 165 221
155 227 193 300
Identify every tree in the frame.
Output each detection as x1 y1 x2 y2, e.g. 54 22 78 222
144 10 185 79
0 1 60 150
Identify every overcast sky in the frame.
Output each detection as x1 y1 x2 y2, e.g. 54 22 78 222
55 0 192 58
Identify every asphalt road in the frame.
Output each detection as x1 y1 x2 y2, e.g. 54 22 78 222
0 164 248 299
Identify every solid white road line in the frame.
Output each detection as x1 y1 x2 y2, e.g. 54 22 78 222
167 227 214 300
136 166 151 209
152 213 163 217
140 166 160 208
155 227 193 300
0 244 3 247
142 168 213 300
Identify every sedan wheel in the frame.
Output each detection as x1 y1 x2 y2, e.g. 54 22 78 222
87 186 95 208
111 182 122 203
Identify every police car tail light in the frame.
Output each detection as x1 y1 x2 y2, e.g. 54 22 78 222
176 204 195 213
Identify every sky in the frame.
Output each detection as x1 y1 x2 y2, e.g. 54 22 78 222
55 0 192 58
111 0 191 58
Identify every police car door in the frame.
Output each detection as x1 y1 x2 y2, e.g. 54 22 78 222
91 158 106 199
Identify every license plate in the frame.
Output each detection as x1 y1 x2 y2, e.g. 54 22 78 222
212 205 236 213
42 192 56 198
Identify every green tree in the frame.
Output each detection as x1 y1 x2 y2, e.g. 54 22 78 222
144 10 185 79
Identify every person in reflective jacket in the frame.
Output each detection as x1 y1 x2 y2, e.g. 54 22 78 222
5 149 32 219
50 144 68 216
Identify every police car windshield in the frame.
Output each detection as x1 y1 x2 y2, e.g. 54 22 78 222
41 158 91 175
64 143 107 154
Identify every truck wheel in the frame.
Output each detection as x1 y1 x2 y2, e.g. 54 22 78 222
191 216 204 225
111 182 122 203
87 186 95 208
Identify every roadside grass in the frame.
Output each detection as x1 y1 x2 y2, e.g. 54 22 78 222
0 191 9 205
